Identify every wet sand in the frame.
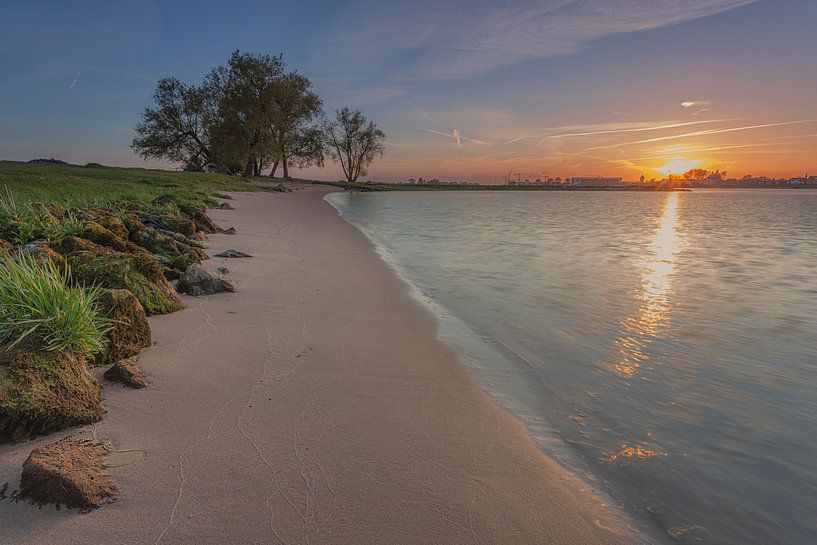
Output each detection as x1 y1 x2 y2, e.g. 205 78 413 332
0 187 638 544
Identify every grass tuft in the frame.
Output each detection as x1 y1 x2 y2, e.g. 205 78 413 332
0 253 111 357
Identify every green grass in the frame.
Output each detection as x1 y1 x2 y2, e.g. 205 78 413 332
0 161 256 207
0 253 111 357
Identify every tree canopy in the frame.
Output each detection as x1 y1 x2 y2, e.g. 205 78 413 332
131 51 381 179
132 78 216 171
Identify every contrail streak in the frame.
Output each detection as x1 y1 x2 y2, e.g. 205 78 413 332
69 72 81 89
540 119 732 143
419 127 489 146
582 119 817 151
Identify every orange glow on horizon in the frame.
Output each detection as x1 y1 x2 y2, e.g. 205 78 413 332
656 158 702 177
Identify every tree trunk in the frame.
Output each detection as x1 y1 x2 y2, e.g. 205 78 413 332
242 158 255 178
282 156 289 179
269 159 279 178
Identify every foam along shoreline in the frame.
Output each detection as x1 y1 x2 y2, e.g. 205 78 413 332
0 186 641 544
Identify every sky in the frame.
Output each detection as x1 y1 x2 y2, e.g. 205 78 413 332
1 0 815 182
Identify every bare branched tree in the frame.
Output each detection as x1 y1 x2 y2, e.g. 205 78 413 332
324 108 385 182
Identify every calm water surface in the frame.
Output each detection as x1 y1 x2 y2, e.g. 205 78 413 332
328 189 817 545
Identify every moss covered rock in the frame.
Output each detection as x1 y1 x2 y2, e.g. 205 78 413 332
130 227 206 279
67 250 184 315
80 222 137 253
178 203 219 234
17 241 66 269
0 349 103 443
160 215 197 237
54 235 108 255
121 213 145 239
92 289 151 366
87 208 129 240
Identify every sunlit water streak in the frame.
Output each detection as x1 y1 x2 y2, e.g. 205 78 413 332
327 189 817 545
615 192 680 378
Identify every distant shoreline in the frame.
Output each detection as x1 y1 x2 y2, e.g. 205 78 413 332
312 180 817 192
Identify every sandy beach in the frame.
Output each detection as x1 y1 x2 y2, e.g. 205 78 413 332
0 187 636 544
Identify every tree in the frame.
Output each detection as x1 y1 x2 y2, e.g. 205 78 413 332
131 78 217 170
682 168 726 182
267 72 324 178
206 51 285 177
682 168 710 181
324 108 385 182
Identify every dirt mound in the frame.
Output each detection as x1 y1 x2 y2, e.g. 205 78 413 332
20 439 117 510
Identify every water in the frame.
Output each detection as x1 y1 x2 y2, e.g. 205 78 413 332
327 189 817 545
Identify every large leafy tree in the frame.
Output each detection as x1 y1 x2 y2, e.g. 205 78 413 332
206 51 285 177
131 78 217 170
267 72 324 178
324 108 385 182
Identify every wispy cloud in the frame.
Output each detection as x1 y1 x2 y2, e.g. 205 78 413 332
320 1 758 79
583 119 817 151
540 118 732 142
681 100 712 108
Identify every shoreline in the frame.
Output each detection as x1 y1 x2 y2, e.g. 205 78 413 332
0 187 641 544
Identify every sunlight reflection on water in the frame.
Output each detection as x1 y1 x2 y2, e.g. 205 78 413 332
614 192 680 377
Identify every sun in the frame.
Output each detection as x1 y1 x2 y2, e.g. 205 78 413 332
657 158 701 177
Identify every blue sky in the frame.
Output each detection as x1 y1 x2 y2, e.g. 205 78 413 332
1 0 815 181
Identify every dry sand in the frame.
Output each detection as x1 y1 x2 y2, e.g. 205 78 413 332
0 187 641 544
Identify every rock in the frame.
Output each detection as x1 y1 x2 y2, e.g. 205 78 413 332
130 226 207 276
178 203 219 233
20 439 116 509
217 267 229 274
54 235 108 255
17 240 66 269
139 214 197 238
69 208 95 222
215 249 252 258
92 289 151 366
191 231 207 241
177 264 236 296
138 215 172 231
219 227 236 235
87 209 129 239
66 249 184 315
104 357 148 388
80 222 137 253
0 349 102 443
215 202 234 210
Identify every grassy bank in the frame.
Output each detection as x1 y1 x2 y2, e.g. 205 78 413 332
0 161 249 447
0 161 256 206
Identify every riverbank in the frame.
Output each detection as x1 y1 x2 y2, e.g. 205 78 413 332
0 187 638 544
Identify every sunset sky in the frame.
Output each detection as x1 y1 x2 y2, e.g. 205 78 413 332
1 0 815 182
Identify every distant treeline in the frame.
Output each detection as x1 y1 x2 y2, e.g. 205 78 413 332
132 51 385 181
